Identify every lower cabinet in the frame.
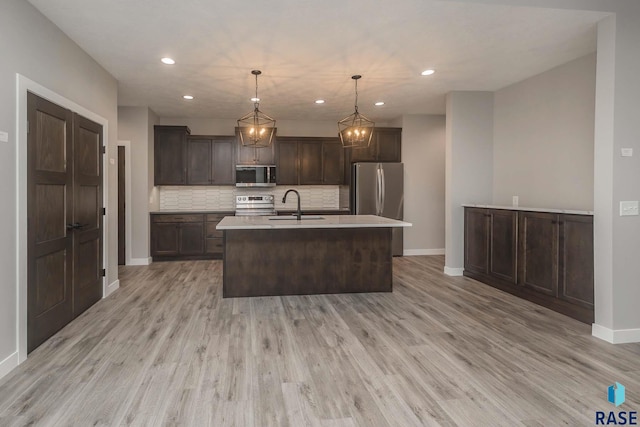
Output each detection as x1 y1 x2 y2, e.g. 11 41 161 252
151 212 232 260
464 207 594 323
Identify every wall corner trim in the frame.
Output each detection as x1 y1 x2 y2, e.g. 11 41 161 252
404 249 445 256
0 351 19 381
105 279 119 298
444 266 464 276
592 323 640 344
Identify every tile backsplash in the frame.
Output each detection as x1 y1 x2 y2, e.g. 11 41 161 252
159 185 341 211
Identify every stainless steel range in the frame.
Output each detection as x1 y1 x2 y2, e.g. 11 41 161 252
234 194 276 216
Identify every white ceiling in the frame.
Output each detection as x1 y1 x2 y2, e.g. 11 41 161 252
28 0 607 122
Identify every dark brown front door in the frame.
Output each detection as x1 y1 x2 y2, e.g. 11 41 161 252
27 92 104 353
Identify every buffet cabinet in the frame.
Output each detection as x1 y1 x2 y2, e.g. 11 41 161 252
150 212 233 261
464 207 594 323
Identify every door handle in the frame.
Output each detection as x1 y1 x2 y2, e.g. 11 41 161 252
379 167 385 215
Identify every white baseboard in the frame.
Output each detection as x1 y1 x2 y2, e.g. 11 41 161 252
444 266 464 276
105 279 120 298
592 323 640 344
403 249 445 256
0 351 19 381
129 257 151 266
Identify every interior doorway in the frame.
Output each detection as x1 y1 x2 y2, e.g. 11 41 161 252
26 92 104 353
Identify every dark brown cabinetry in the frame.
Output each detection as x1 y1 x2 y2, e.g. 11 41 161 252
464 207 594 323
186 136 235 185
347 127 402 163
276 137 345 185
151 212 232 260
236 128 276 165
154 126 190 185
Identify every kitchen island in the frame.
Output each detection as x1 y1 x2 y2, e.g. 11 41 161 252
217 215 411 298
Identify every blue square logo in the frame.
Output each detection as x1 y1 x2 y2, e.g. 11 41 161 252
608 382 626 407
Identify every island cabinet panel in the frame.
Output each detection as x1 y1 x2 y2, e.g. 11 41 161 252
463 207 594 323
223 228 392 298
151 212 232 261
154 126 190 185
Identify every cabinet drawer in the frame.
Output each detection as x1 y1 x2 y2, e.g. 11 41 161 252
206 213 231 222
206 223 223 238
152 214 204 223
206 238 224 254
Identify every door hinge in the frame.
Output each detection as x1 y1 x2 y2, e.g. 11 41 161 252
101 269 106 277
102 207 106 216
102 146 106 154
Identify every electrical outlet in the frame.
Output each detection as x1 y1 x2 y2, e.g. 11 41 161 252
620 201 639 216
512 196 519 207
0 131 8 143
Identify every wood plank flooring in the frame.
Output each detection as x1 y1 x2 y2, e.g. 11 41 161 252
1 256 639 426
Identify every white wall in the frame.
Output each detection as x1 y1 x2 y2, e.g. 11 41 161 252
0 0 117 378
400 115 446 254
493 53 596 210
118 107 159 264
445 92 494 274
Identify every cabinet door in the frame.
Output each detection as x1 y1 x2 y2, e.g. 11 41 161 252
187 138 212 184
559 215 594 308
212 138 235 185
348 140 376 163
518 211 559 296
375 128 402 162
322 140 344 184
276 138 299 185
489 210 517 284
154 126 189 185
464 208 489 274
299 140 323 184
236 129 276 165
179 223 205 255
151 222 180 256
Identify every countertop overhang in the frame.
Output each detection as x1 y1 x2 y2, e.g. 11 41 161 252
216 214 412 230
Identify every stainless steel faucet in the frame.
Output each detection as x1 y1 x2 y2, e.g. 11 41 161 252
282 189 302 220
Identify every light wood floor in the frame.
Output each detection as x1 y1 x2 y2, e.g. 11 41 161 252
1 256 639 426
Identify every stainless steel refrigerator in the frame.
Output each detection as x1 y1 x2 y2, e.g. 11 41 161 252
351 162 404 256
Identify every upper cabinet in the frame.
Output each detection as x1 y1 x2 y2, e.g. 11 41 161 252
236 128 276 165
276 137 345 185
154 125 190 185
154 126 235 186
186 136 235 185
348 127 402 163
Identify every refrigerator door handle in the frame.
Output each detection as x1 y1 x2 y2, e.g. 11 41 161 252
375 168 381 215
380 166 386 216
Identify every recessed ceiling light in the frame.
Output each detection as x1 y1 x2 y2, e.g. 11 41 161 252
315 99 325 104
161 57 175 65
183 95 194 100
250 97 260 102
374 101 385 106
421 69 435 76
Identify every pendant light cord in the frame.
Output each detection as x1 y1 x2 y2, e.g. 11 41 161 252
354 78 359 113
254 73 260 110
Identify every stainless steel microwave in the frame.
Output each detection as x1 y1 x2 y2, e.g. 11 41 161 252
235 165 277 187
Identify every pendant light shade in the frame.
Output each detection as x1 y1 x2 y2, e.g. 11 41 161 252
237 70 276 148
338 75 374 149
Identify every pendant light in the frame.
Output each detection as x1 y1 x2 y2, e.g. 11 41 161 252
338 75 374 149
237 70 276 148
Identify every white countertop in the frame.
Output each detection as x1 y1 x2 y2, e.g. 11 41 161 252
462 204 593 215
217 214 412 230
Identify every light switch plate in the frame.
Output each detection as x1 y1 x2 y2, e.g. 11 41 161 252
620 201 639 216
512 196 519 207
621 148 633 157
0 131 8 143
